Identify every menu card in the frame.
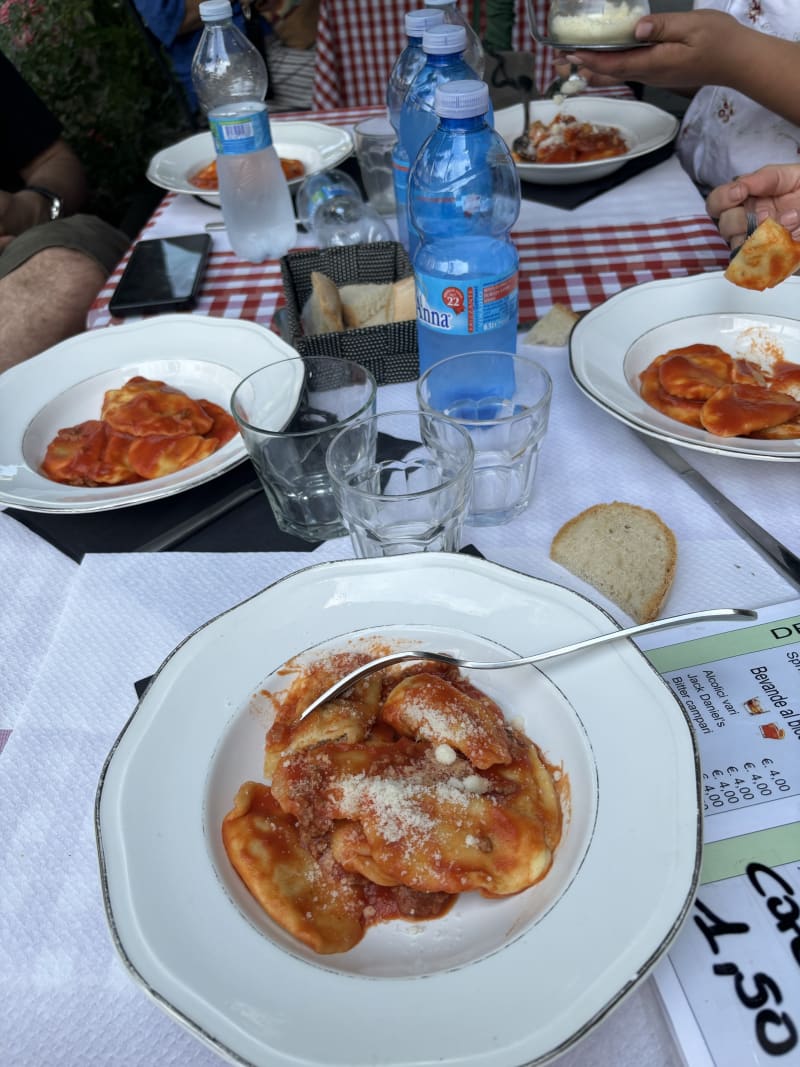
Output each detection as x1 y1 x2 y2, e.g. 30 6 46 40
635 599 800 1067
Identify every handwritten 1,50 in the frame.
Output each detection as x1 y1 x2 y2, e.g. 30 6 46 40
695 862 799 1055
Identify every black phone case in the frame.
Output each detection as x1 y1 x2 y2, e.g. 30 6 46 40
108 234 212 317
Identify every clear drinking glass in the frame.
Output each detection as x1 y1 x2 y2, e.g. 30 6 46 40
325 409 474 557
231 356 377 541
353 116 397 216
416 351 552 526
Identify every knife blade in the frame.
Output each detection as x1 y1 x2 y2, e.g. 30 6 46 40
637 432 800 591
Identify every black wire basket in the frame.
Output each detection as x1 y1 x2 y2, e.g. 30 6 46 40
280 242 418 385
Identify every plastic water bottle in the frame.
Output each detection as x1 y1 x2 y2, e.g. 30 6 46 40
424 0 486 78
192 1 296 262
387 9 445 259
410 80 520 375
191 0 268 113
295 169 392 247
208 101 297 262
399 24 488 257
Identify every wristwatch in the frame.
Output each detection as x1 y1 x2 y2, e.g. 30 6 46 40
26 185 63 221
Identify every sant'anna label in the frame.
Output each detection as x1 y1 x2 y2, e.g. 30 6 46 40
209 108 273 156
415 269 518 336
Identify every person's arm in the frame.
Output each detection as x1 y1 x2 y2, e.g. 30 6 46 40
177 0 204 36
566 10 800 126
706 164 800 248
0 138 87 245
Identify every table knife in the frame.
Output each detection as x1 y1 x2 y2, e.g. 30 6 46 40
638 432 800 591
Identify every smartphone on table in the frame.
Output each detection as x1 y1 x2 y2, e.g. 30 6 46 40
108 233 212 317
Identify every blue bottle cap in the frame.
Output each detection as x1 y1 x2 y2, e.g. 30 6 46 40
422 23 467 54
405 9 445 36
434 79 489 118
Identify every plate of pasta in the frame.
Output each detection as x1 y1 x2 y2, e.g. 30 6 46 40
0 315 302 513
494 98 678 184
570 271 800 459
146 120 353 203
96 553 702 1067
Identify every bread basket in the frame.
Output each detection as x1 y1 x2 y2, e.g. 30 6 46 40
279 242 418 385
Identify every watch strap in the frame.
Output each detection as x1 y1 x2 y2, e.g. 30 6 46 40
25 185 63 221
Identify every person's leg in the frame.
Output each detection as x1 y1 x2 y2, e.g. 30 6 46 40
0 247 107 371
0 214 128 372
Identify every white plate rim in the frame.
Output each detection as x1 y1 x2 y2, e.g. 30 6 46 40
569 271 800 460
95 553 702 1067
494 98 679 185
0 315 303 513
146 120 354 201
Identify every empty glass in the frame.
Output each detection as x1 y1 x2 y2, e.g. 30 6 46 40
416 351 552 526
325 409 474 557
231 357 377 541
353 116 397 216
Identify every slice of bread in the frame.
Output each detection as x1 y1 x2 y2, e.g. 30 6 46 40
301 271 344 335
391 275 416 322
550 501 677 623
339 283 393 328
524 304 579 347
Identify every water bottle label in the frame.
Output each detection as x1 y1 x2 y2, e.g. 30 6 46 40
415 270 519 336
209 109 273 156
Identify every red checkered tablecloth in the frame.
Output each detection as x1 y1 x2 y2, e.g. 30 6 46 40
89 209 731 331
312 0 629 110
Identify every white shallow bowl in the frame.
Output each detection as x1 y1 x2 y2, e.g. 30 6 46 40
494 97 678 185
570 271 800 460
146 119 354 203
96 553 702 1067
0 315 303 513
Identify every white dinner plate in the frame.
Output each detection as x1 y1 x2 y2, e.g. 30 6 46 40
0 315 303 513
570 271 800 460
96 553 701 1067
146 120 354 203
494 98 678 185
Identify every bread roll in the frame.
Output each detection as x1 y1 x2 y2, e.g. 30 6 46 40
550 501 677 623
299 272 416 334
301 271 344 335
338 283 393 328
391 275 416 322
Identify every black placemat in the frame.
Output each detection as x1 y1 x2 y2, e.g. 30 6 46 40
521 140 676 210
6 460 316 562
8 434 418 561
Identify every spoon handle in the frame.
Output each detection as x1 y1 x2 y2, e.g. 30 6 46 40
459 607 757 669
296 607 757 721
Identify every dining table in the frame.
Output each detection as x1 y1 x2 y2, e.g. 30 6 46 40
2 91 800 1067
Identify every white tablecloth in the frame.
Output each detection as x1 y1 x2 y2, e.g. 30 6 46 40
2 332 798 1064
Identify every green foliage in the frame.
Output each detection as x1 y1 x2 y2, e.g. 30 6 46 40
0 0 193 225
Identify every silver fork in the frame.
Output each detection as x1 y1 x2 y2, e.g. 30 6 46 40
295 607 757 722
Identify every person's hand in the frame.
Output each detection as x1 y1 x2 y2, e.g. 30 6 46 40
564 10 746 90
706 164 800 249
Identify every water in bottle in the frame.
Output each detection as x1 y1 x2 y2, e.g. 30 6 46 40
424 0 485 77
191 0 268 113
209 100 297 261
295 169 392 247
399 24 487 258
409 80 521 376
193 0 296 263
387 9 445 256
